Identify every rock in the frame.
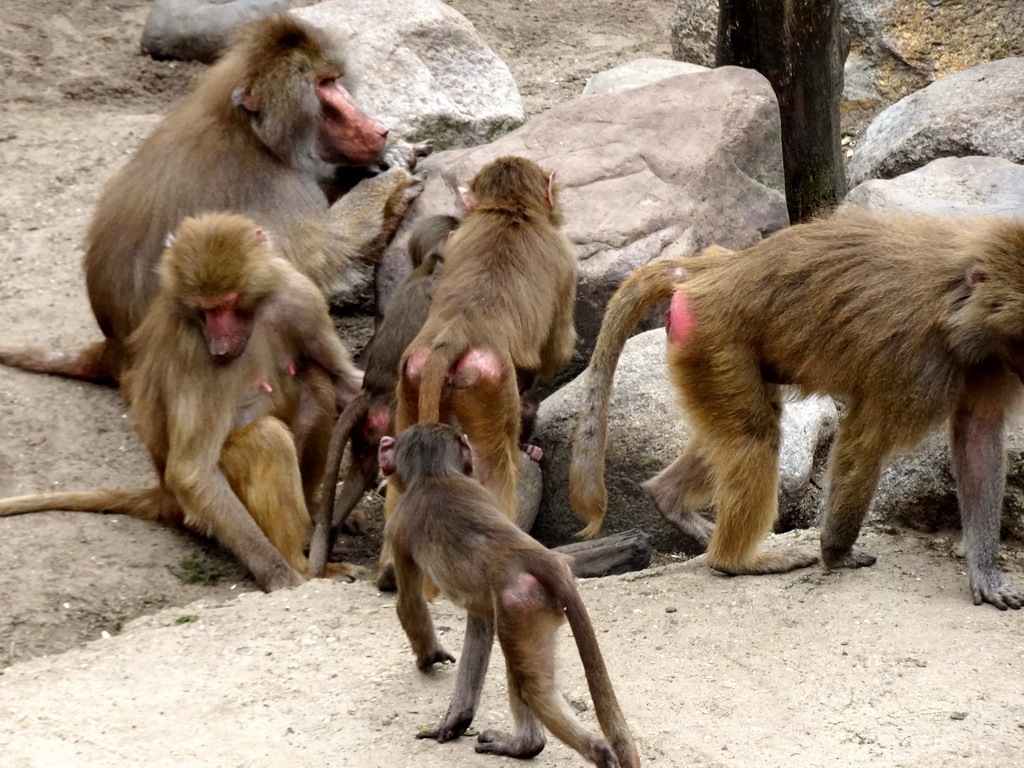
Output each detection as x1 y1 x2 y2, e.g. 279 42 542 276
845 156 1024 218
378 66 788 380
841 0 1024 104
848 57 1024 186
141 0 290 64
531 329 837 551
582 58 708 96
294 0 523 150
515 452 543 531
669 0 719 67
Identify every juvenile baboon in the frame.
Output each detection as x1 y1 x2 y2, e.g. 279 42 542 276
394 156 577 516
0 14 418 385
381 424 640 768
384 155 579 731
0 213 362 591
308 214 458 577
572 208 1024 610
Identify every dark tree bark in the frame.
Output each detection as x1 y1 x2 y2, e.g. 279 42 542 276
716 0 847 222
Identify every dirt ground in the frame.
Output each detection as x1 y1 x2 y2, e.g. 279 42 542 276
1 2 1023 767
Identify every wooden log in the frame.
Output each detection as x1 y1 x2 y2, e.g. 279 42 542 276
554 529 652 578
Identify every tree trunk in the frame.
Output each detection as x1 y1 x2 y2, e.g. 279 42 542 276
716 0 847 222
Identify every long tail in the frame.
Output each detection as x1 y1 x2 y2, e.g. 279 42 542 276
570 258 691 538
413 333 469 425
0 486 181 524
0 339 121 385
528 553 640 768
308 393 370 577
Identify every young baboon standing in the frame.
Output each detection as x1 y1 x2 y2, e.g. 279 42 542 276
394 156 577 516
0 14 418 385
385 155 579 735
381 424 640 768
572 208 1024 610
0 213 362 591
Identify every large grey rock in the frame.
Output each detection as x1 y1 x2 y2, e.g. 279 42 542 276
378 66 788 377
294 0 523 150
582 58 708 96
669 0 719 67
848 57 1024 186
865 430 1024 542
531 329 838 551
141 0 290 63
845 156 1024 218
842 0 1024 104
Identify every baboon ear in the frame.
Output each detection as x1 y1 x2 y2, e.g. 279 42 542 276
459 435 474 476
966 265 987 291
252 226 271 248
379 436 397 476
231 83 259 112
459 185 477 212
546 171 556 208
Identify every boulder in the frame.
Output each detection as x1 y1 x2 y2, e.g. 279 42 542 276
669 0 719 67
842 0 1024 104
294 0 524 150
378 66 788 378
582 58 708 96
845 156 1024 218
141 0 290 63
848 57 1024 185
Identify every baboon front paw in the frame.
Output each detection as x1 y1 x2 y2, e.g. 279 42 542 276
418 709 473 742
416 648 456 670
476 730 545 759
822 546 877 571
970 567 1024 610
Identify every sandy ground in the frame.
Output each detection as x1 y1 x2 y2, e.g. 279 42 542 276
1 1 1023 766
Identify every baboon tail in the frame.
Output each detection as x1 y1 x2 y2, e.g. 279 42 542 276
0 486 182 525
0 339 122 385
570 258 691 538
308 393 370 578
415 332 468 425
528 554 640 768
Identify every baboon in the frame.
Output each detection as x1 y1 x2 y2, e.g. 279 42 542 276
385 156 579 731
0 213 362 591
308 214 458 577
0 14 419 385
572 208 1024 610
394 156 577 516
381 424 640 768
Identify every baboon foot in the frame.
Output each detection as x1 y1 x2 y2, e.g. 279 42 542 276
323 561 368 583
376 563 397 591
475 729 545 759
418 707 474 743
821 545 877 571
969 566 1024 610
711 548 819 575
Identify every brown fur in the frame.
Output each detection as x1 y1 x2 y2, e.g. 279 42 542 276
0 213 363 591
381 424 640 768
393 156 577 516
307 214 458 577
572 208 1024 609
0 14 417 385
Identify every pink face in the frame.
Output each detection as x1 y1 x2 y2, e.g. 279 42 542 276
199 293 253 361
316 76 388 166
